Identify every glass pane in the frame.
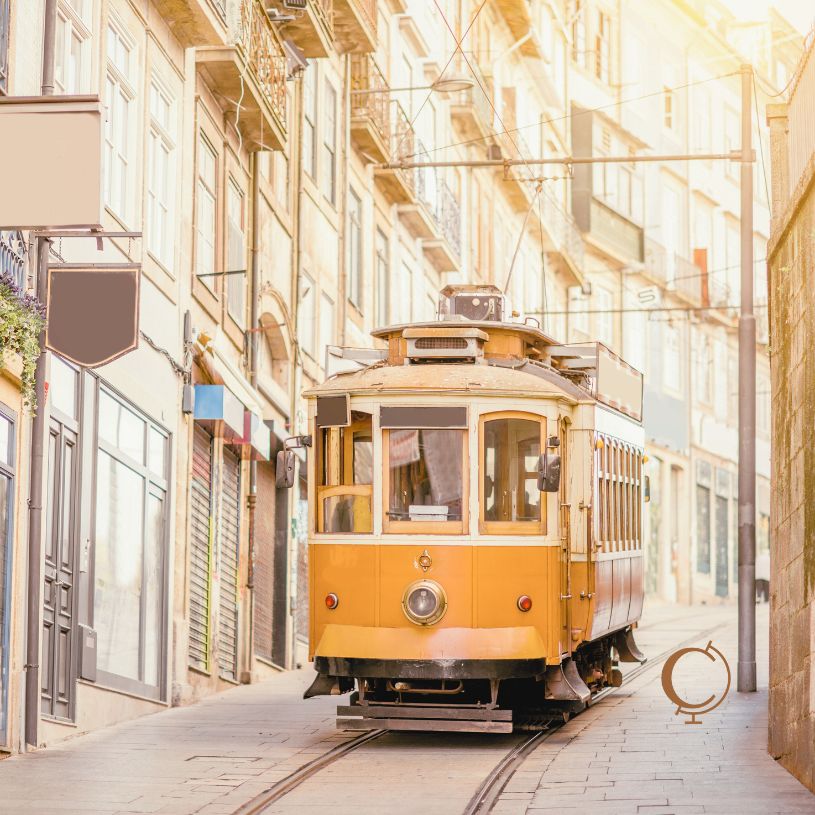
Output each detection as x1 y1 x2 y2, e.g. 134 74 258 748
0 416 10 467
143 492 164 687
94 451 144 681
98 390 145 464
321 493 372 534
483 418 541 523
50 356 77 419
388 429 463 523
148 428 166 478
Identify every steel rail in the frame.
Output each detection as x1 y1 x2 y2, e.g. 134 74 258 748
462 620 731 815
230 728 387 815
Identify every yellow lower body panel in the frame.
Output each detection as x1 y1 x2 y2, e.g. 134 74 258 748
314 624 548 661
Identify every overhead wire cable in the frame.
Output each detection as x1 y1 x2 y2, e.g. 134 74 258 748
752 74 772 207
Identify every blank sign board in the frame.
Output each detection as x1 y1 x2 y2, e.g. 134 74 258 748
46 265 140 367
0 96 103 229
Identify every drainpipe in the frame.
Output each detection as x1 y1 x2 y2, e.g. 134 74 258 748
245 151 260 678
25 0 57 750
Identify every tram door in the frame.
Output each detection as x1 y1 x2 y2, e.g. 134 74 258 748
558 417 571 656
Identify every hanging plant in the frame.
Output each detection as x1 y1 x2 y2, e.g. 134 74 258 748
0 271 46 409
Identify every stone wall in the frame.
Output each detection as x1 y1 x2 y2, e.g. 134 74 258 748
767 106 815 792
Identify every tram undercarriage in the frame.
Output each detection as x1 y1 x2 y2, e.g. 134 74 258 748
305 626 646 733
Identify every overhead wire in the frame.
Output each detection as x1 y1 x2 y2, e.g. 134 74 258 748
752 74 771 206
405 71 741 161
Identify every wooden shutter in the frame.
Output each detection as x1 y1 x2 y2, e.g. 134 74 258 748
218 447 240 680
188 427 212 671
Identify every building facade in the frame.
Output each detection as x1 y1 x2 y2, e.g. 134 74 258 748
766 35 815 795
0 0 802 755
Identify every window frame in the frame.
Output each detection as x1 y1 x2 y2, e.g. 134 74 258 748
54 0 93 95
382 427 469 536
347 188 363 309
225 175 246 327
321 79 337 204
195 132 219 293
146 77 177 273
478 410 547 536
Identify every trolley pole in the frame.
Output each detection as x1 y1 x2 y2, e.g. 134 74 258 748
737 63 757 693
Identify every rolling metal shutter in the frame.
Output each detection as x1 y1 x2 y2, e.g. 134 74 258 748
188 427 213 671
252 461 275 662
218 447 240 680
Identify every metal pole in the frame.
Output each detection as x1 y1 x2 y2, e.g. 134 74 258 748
25 0 58 748
737 63 757 693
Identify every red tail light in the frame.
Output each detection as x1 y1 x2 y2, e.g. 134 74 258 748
325 593 339 610
517 595 533 612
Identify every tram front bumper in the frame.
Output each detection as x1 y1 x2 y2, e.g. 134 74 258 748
312 624 549 680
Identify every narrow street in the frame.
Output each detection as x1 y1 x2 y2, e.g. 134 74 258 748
0 602 810 815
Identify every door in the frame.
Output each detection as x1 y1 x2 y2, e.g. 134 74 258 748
188 426 213 672
715 495 729 597
41 422 79 720
558 417 571 655
218 447 240 681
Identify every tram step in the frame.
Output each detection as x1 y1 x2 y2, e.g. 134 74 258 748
337 716 513 734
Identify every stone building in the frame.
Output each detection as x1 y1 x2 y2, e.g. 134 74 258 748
766 34 815 795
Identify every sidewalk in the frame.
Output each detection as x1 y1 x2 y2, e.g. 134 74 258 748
494 601 815 815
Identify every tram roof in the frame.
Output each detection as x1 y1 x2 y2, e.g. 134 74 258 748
303 358 587 403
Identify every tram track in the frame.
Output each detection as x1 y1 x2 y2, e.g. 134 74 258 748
231 618 729 815
462 619 731 815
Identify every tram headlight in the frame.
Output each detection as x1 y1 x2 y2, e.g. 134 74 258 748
402 580 447 626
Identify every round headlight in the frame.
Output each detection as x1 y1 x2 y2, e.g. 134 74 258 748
402 579 447 626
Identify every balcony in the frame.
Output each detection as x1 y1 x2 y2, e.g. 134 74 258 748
0 230 27 291
333 0 377 53
450 54 493 141
274 0 334 58
674 255 702 307
493 0 542 58
540 187 585 283
152 0 229 46
589 198 644 262
374 101 418 205
350 54 390 163
422 178 462 273
195 0 287 150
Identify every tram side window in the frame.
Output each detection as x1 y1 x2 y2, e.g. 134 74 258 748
317 411 373 534
481 414 545 532
385 429 465 531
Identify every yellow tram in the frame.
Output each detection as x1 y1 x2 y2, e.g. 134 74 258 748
279 285 647 733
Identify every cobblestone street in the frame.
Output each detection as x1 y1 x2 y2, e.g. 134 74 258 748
0 602 811 815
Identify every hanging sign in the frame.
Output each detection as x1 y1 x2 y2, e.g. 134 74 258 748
46 264 140 367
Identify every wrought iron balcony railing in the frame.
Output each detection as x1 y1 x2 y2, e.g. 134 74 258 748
435 178 462 259
0 231 27 291
389 100 416 195
238 0 288 132
350 54 390 145
540 185 585 273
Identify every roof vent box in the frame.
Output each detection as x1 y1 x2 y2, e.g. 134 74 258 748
439 284 505 322
402 327 488 362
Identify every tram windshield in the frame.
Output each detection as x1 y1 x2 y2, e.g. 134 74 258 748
385 429 465 530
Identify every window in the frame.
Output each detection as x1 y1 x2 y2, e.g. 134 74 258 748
569 285 589 337
375 228 389 327
321 80 337 204
596 435 642 552
663 86 674 130
226 178 246 326
147 80 176 270
595 286 613 346
696 481 711 574
662 323 681 393
319 291 335 368
480 413 546 534
0 0 9 94
316 412 373 534
94 387 168 696
570 0 585 64
303 64 317 178
384 427 466 533
196 134 217 289
298 273 316 357
595 11 611 83
54 0 92 95
695 331 712 404
104 24 136 222
347 189 363 308
0 408 14 741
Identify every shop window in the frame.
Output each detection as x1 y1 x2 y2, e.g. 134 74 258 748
480 414 545 534
316 412 373 534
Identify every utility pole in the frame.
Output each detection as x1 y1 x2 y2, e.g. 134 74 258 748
737 63 756 693
25 0 57 749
